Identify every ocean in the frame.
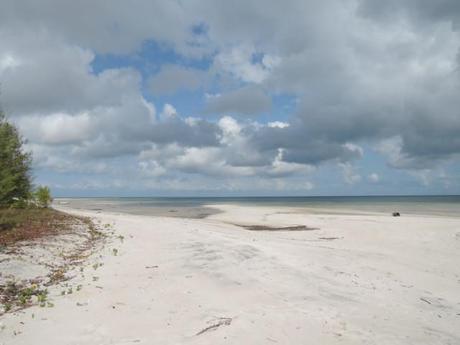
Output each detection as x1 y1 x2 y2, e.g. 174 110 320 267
55 195 460 218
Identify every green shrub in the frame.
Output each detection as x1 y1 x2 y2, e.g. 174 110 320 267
34 186 53 208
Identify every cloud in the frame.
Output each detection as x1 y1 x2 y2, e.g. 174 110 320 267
137 117 315 181
0 28 222 166
214 45 280 83
148 65 207 95
368 173 380 183
159 103 178 121
339 162 362 185
147 117 221 148
17 112 94 145
248 123 365 165
265 149 314 177
0 30 143 116
268 121 289 129
358 0 460 28
204 86 271 115
0 0 204 56
1 0 460 194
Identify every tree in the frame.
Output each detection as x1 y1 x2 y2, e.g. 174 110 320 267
0 111 32 206
34 186 52 208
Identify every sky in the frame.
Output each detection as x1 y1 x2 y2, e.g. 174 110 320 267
0 0 459 197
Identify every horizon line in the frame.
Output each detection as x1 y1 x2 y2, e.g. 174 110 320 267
54 194 460 199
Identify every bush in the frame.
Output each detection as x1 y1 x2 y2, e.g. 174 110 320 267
34 186 52 208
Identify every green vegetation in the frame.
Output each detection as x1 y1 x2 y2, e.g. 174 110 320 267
0 210 106 314
0 111 53 208
34 185 53 208
0 208 76 245
0 112 108 315
0 111 32 207
0 112 57 236
0 281 49 312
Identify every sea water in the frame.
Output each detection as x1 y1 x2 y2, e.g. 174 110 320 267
55 195 460 218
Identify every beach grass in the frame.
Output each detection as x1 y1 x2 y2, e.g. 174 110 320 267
0 207 81 246
0 207 106 315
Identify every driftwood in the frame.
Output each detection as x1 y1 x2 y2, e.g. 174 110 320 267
420 297 432 304
196 317 232 336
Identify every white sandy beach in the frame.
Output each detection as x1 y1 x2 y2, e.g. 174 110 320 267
1 204 460 344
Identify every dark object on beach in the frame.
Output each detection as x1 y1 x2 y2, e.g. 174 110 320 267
420 297 432 304
240 224 318 231
196 317 232 336
392 212 400 217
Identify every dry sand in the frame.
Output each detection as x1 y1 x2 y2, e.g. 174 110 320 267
1 204 460 344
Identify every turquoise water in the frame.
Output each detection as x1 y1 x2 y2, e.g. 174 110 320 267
56 196 460 218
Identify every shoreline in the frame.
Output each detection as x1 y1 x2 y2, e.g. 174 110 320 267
54 196 460 219
1 204 459 344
